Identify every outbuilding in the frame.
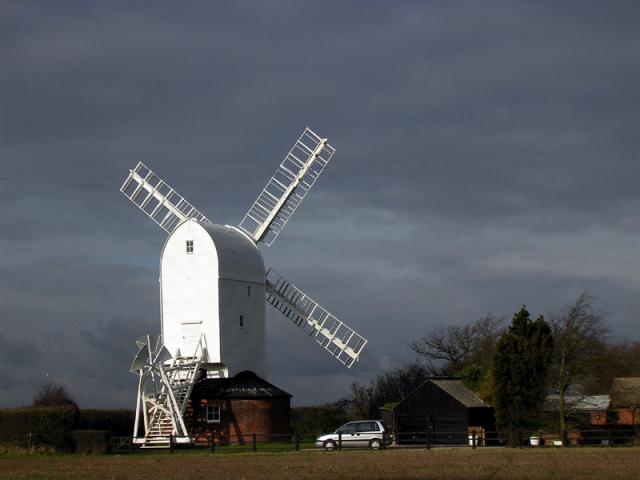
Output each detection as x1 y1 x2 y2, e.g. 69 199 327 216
544 394 610 428
609 377 640 427
185 370 291 445
381 377 494 445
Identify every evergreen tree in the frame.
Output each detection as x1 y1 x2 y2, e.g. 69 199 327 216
493 306 553 446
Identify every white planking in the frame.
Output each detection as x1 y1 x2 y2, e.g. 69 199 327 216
160 220 220 361
160 219 267 376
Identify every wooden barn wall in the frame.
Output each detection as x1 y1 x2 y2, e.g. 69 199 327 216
394 382 467 417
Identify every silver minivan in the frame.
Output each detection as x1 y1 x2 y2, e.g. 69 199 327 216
315 420 388 450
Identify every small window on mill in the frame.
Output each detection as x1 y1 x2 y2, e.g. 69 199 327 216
239 315 244 328
247 285 251 298
186 240 194 254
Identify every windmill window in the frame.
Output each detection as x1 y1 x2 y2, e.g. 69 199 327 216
247 285 251 298
239 315 244 328
206 405 221 423
186 240 194 254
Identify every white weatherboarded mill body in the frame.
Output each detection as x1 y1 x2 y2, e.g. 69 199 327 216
160 221 266 378
121 127 368 447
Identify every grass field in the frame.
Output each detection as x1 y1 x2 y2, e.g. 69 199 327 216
1 447 639 480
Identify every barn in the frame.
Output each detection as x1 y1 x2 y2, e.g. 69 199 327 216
185 370 291 445
381 377 495 445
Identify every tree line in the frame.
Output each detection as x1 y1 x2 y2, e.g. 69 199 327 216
344 291 640 446
16 292 640 444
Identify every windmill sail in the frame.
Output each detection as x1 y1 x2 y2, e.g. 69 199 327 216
265 268 367 368
238 127 336 246
121 162 211 234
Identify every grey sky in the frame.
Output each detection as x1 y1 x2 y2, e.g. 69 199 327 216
1 1 639 407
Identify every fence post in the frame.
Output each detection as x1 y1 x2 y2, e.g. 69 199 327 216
608 429 613 447
210 434 216 453
129 436 133 454
169 434 174 453
472 430 477 450
295 433 300 451
252 433 257 452
338 432 342 451
427 428 432 450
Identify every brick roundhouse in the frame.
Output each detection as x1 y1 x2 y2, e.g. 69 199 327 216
185 370 291 444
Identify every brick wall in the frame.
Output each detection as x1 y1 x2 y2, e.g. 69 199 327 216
615 408 638 426
186 397 290 444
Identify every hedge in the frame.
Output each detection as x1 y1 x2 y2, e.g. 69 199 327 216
0 407 136 452
77 409 135 436
0 406 78 451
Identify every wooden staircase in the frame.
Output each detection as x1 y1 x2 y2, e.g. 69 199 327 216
138 358 202 448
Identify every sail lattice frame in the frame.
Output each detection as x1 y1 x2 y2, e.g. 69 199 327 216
239 127 335 246
265 268 367 368
121 162 211 234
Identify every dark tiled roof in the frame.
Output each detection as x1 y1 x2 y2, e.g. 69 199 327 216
610 377 640 407
430 378 489 408
191 370 292 399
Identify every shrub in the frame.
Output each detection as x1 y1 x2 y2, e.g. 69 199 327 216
291 402 349 437
32 383 77 409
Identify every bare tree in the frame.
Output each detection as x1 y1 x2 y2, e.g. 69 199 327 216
583 340 640 394
548 291 608 437
408 314 503 375
349 363 431 418
349 382 374 420
33 383 77 408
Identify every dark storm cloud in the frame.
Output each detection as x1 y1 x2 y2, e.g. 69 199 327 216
80 315 148 364
0 334 46 405
1 1 639 406
0 334 42 366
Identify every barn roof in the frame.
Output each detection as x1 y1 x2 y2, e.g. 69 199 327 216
191 370 291 399
394 377 490 411
610 377 640 407
429 378 489 408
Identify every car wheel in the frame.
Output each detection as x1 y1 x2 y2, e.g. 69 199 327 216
324 440 337 451
370 439 382 450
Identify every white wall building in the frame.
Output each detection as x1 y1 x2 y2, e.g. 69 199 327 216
160 219 267 378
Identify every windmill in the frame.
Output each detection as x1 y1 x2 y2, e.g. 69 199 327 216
121 127 368 446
